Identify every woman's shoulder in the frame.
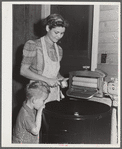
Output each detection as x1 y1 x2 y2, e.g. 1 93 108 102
24 39 36 46
24 38 43 51
34 38 43 47
25 38 42 45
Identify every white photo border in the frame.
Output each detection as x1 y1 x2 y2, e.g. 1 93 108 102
2 1 121 148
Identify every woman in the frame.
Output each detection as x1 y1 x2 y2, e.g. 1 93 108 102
20 14 69 103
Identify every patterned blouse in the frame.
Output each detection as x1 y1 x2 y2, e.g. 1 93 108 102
21 37 63 75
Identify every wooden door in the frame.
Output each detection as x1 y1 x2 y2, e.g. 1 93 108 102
51 5 94 77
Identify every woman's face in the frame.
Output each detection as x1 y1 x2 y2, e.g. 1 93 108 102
46 26 66 43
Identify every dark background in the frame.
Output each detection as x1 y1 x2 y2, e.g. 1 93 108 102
12 4 93 130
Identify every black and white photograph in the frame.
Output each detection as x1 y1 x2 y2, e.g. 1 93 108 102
2 1 120 148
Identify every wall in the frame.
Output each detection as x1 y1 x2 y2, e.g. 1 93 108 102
13 5 42 126
97 5 119 82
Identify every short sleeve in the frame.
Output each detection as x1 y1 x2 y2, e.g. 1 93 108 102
24 115 37 134
21 40 37 65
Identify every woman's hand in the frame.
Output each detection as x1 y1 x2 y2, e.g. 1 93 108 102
46 78 60 87
59 78 69 88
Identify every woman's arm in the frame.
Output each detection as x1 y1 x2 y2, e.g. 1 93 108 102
20 64 48 82
20 64 59 87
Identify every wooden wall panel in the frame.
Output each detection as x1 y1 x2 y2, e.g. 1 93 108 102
100 9 118 21
100 5 119 11
99 21 118 32
13 5 42 127
99 32 118 43
97 5 119 81
24 5 30 41
98 53 118 64
28 5 38 39
97 64 118 76
98 43 118 53
13 5 25 66
24 5 42 41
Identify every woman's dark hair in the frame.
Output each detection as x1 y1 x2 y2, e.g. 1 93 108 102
42 13 69 29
